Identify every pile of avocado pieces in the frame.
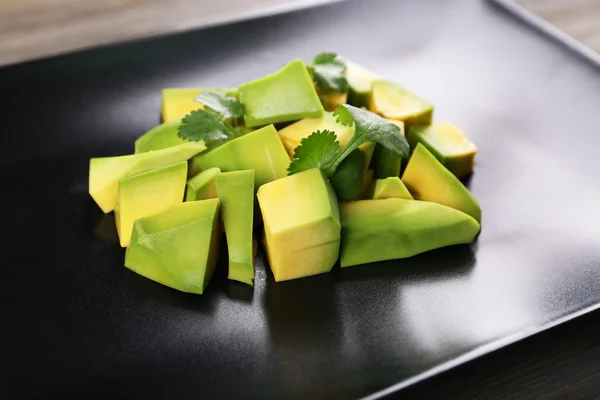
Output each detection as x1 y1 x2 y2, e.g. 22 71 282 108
88 56 481 294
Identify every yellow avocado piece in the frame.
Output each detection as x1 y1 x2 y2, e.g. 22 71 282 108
369 80 434 126
161 88 238 123
402 143 481 222
115 161 188 247
185 167 221 201
369 177 413 200
407 122 477 178
125 199 221 294
257 168 341 281
277 112 375 168
89 142 206 213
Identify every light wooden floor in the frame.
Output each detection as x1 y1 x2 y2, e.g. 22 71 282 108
0 0 599 67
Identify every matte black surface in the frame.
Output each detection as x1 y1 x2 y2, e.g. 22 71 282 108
2 0 600 399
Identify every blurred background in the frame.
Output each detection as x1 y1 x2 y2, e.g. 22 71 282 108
0 0 598 67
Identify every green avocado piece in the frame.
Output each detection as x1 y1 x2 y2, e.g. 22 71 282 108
89 142 206 213
161 87 238 123
185 167 221 201
115 161 188 247
407 122 477 179
277 111 375 168
370 119 405 179
125 199 221 295
257 168 341 282
190 124 290 188
239 59 324 128
369 80 434 126
343 58 380 108
402 143 481 222
135 119 185 153
339 198 480 267
215 170 255 286
330 148 366 201
369 177 413 200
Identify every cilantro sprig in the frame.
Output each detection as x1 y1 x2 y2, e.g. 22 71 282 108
177 107 238 143
309 52 348 93
196 91 245 119
287 104 410 176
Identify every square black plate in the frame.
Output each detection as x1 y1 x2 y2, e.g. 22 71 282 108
3 0 600 398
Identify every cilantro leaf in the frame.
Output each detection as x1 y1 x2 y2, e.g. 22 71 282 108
196 91 245 119
311 52 348 93
331 104 410 171
177 107 238 143
287 130 340 175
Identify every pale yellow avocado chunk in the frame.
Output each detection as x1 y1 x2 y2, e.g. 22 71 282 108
369 80 434 126
115 161 188 247
278 112 375 168
369 177 413 200
89 142 205 213
407 122 477 178
257 168 341 282
161 88 238 123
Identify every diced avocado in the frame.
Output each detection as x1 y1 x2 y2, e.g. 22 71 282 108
330 148 366 201
277 112 375 168
369 80 433 126
185 167 221 201
257 168 341 281
402 143 481 222
239 59 324 128
343 59 380 108
89 142 205 213
319 91 348 112
135 119 185 153
115 162 188 247
161 88 238 123
190 124 289 188
125 199 221 294
358 168 375 200
215 170 255 286
407 122 477 178
369 177 413 200
370 120 405 179
340 198 480 267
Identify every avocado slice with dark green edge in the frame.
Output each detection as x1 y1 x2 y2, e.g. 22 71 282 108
407 122 477 179
125 199 221 295
402 143 481 222
215 170 256 286
369 80 434 126
339 198 480 267
239 59 324 128
161 87 238 123
369 119 405 179
342 58 380 108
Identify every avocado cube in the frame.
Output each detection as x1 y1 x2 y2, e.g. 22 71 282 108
402 143 481 222
185 167 221 201
278 112 375 168
239 59 324 128
89 142 205 213
340 198 480 267
115 161 188 247
215 170 255 286
407 122 477 178
125 199 221 295
369 177 413 200
370 120 405 179
191 124 290 188
257 168 341 281
161 87 238 123
369 80 433 126
343 58 380 108
135 119 186 153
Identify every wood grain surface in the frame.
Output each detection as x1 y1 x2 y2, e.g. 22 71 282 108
0 0 341 67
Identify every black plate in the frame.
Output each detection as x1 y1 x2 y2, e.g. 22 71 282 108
3 0 600 399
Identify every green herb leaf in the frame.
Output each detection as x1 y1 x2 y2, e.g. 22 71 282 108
329 149 366 200
311 52 348 93
331 104 410 171
196 91 245 119
177 107 238 143
287 130 340 176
